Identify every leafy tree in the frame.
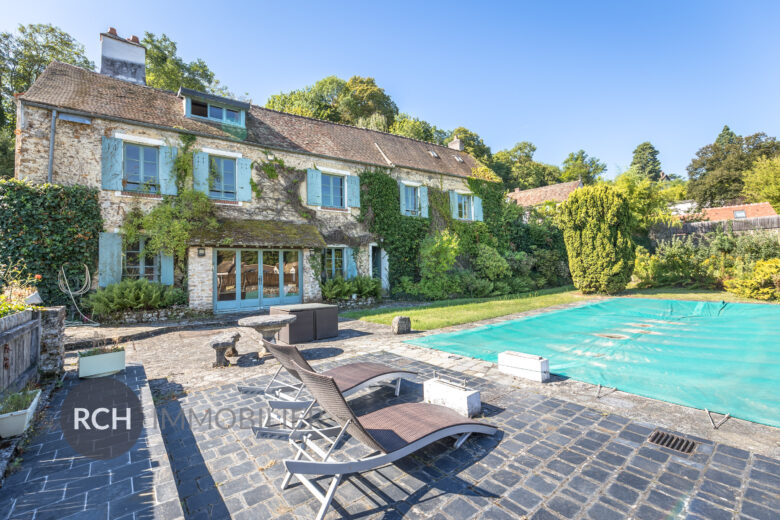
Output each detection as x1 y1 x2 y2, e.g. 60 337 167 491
389 113 450 144
742 155 780 212
446 127 491 162
557 184 635 294
687 128 780 207
630 141 662 181
0 24 94 178
338 76 398 127
265 76 346 121
143 32 231 96
560 150 606 184
612 168 676 238
491 141 561 190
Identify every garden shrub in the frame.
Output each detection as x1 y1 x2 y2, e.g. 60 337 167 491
472 244 510 281
0 296 28 319
558 185 635 294
0 179 103 306
84 279 187 318
420 231 460 279
320 276 382 301
724 258 780 300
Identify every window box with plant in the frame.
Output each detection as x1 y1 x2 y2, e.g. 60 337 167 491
78 345 126 378
0 388 41 439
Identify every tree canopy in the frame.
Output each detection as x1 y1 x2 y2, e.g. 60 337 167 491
560 150 606 184
742 155 780 212
0 23 94 178
491 142 561 190
143 32 231 96
687 126 780 207
630 141 662 181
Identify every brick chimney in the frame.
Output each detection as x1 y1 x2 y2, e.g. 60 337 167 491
448 136 464 151
100 28 146 85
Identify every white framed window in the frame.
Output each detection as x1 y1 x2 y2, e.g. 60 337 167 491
457 193 474 220
321 173 345 209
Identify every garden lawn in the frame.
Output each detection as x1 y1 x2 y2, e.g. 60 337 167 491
341 286 587 330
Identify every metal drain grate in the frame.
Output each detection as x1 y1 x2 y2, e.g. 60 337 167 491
648 430 696 453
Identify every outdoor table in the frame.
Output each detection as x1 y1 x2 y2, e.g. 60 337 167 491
269 303 338 343
237 314 297 358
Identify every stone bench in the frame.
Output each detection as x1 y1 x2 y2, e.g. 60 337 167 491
209 331 240 367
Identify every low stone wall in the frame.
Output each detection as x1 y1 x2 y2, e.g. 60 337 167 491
334 297 378 310
39 306 66 376
100 305 202 325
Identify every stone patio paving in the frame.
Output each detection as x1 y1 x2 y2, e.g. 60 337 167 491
2 300 779 519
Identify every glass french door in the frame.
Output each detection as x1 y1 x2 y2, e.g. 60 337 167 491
214 249 302 312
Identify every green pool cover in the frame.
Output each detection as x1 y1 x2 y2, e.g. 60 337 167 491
406 298 780 428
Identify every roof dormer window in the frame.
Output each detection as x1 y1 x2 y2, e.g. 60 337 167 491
454 155 464 163
428 150 439 158
179 87 248 128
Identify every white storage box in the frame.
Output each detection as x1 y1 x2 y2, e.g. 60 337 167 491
423 377 481 418
498 351 550 383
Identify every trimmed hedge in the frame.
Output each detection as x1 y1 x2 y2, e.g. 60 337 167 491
558 184 635 294
0 179 103 306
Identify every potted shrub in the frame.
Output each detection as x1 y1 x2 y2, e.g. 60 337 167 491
0 388 41 438
78 345 126 378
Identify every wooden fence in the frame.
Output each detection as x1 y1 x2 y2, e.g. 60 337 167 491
652 215 780 242
0 310 41 394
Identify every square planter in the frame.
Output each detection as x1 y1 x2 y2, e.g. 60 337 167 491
78 350 126 378
423 377 481 418
498 351 550 382
0 389 41 439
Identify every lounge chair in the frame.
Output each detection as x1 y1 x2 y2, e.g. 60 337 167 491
281 363 498 520
239 339 415 431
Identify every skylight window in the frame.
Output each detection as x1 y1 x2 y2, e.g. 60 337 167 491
428 150 440 158
454 155 464 163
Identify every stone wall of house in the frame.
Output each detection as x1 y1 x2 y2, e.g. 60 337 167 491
188 246 213 310
15 104 473 308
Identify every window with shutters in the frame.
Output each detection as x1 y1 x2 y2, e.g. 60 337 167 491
457 193 474 220
124 239 158 281
209 156 237 200
123 143 159 193
321 174 345 208
322 248 345 280
402 184 420 216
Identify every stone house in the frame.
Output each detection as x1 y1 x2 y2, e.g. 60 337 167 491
13 29 484 313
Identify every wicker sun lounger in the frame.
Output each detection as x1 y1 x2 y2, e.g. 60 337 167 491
240 339 415 433
281 363 498 520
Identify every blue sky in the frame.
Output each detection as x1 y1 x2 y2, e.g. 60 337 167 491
4 1 780 178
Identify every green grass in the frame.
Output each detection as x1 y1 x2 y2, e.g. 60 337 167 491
341 286 587 330
343 284 779 332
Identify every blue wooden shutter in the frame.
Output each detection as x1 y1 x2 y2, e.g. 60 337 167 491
347 175 360 207
344 247 358 279
101 137 123 190
474 196 484 221
193 152 210 193
159 146 178 196
419 186 429 218
307 168 322 205
160 253 174 285
449 190 458 219
398 180 406 214
98 232 122 287
236 157 252 201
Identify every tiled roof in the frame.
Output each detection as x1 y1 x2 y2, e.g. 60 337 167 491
507 180 582 207
20 62 479 178
190 219 326 249
702 202 777 222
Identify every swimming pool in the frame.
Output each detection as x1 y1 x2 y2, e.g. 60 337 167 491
405 298 780 428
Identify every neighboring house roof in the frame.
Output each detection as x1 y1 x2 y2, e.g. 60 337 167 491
702 202 777 222
20 62 479 178
507 180 582 207
190 220 326 249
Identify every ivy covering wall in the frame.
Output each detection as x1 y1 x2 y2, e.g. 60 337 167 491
359 168 571 298
0 179 103 305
